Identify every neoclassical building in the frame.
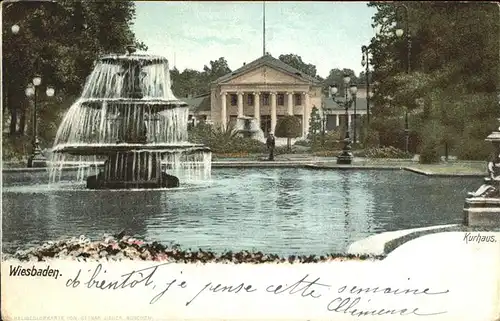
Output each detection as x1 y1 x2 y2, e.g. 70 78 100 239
209 54 322 136
185 54 370 140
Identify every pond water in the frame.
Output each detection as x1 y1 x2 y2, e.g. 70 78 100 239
2 168 479 255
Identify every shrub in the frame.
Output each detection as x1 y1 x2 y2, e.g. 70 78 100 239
310 128 343 152
365 146 412 159
188 123 265 154
419 142 440 163
363 128 380 148
370 117 405 149
456 118 498 161
293 139 310 147
275 116 302 151
456 138 491 161
307 106 322 139
2 135 31 162
312 150 341 157
417 122 441 164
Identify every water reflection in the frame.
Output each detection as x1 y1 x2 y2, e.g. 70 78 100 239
2 168 479 255
276 169 303 215
367 172 478 232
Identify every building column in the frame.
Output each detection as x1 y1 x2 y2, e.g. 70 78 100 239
287 91 294 115
270 92 277 133
221 92 227 130
253 92 260 124
335 114 340 127
302 92 309 137
237 91 244 118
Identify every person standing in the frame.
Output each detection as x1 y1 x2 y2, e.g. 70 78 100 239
266 132 276 161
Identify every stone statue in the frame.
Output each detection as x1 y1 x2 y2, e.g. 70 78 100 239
468 145 500 198
463 118 500 227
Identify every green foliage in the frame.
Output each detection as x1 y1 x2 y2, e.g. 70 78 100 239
278 54 317 78
307 106 322 139
2 135 32 162
370 117 405 148
2 0 143 159
367 2 499 160
170 68 205 98
365 146 412 159
293 139 309 147
456 116 498 161
322 68 359 96
171 57 231 97
309 129 343 152
418 120 442 164
275 116 302 139
456 138 491 161
188 123 265 154
363 128 380 148
275 116 303 151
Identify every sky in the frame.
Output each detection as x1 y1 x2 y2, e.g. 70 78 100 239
132 1 378 79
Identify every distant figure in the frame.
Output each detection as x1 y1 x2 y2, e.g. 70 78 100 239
266 132 276 161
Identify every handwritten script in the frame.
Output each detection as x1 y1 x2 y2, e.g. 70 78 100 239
64 263 450 316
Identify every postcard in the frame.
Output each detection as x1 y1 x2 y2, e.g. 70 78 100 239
2 1 500 320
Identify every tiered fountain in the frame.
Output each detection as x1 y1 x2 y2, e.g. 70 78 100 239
48 46 211 189
233 116 265 141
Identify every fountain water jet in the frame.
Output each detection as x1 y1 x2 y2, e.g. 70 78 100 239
232 116 265 142
49 46 211 189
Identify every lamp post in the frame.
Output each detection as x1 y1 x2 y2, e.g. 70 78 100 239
353 87 358 145
361 45 371 125
26 75 55 167
330 75 357 164
395 3 411 154
320 102 334 148
11 24 20 35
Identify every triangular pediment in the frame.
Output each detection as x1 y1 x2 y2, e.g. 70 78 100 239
223 65 309 85
212 54 321 85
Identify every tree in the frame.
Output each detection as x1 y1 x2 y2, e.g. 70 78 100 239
307 106 322 140
278 54 317 78
2 0 143 158
322 68 358 96
203 57 231 80
275 116 302 151
170 68 205 97
171 57 232 97
367 1 499 161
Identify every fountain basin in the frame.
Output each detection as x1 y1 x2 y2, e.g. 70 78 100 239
1 168 480 255
51 143 210 156
84 151 180 189
80 98 188 109
86 172 179 189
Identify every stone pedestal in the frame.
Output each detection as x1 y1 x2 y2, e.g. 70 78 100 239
27 149 47 168
86 152 179 189
463 118 500 228
337 138 353 165
463 198 500 228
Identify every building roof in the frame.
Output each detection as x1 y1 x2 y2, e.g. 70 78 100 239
184 93 369 113
183 93 211 113
212 54 322 85
322 96 369 111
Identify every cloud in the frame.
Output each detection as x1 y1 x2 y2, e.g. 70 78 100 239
133 2 377 78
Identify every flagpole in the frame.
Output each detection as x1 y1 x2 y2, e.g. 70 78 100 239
263 1 266 56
